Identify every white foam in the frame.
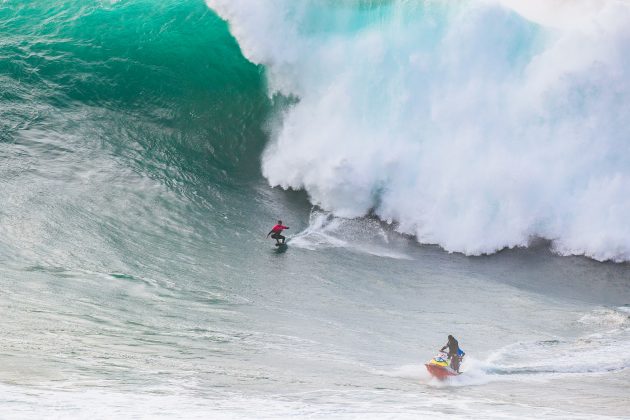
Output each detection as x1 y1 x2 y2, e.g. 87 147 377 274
383 308 630 389
578 307 630 329
483 309 630 377
381 360 497 388
495 0 617 29
208 0 630 262
289 209 412 259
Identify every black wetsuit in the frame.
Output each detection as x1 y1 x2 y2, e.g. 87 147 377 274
271 232 285 242
441 337 460 371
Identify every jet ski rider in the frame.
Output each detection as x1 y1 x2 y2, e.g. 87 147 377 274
440 335 461 372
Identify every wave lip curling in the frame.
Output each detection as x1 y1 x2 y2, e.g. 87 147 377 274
208 0 630 262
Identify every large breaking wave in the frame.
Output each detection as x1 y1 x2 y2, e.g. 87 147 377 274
207 0 630 262
0 0 269 184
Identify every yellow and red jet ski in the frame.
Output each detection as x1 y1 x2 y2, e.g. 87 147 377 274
425 350 464 379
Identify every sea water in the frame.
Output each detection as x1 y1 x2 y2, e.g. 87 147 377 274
1 1 629 418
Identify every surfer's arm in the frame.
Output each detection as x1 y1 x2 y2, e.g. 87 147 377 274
266 230 274 237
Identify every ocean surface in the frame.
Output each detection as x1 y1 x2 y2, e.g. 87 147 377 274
1 0 629 418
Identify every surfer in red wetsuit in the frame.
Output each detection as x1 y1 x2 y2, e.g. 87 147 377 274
267 220 289 245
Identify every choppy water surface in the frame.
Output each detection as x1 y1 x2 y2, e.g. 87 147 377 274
1 1 629 418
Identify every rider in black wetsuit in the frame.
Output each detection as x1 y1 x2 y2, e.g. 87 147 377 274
440 335 460 372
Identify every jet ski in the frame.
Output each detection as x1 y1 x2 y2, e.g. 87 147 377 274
425 349 465 379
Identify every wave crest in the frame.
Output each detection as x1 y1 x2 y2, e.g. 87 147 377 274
208 0 630 261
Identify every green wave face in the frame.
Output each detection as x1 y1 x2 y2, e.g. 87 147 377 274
0 0 270 182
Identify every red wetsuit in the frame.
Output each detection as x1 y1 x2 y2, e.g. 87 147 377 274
271 224 289 233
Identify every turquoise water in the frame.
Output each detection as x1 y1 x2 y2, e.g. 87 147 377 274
1 1 629 418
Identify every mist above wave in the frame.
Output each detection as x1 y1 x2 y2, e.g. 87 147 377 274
208 0 630 262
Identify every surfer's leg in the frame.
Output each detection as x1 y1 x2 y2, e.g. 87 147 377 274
451 354 460 372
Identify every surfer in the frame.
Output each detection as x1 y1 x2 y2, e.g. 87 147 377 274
440 335 461 372
267 220 289 245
